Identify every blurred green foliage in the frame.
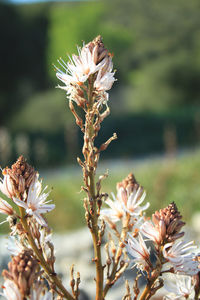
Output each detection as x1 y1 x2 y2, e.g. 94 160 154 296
0 0 200 167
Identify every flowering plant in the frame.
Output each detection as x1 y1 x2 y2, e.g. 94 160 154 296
0 36 200 300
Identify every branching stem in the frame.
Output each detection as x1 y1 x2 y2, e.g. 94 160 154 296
103 215 130 297
19 207 74 300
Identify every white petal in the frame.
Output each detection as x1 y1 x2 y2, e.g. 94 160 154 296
12 198 27 210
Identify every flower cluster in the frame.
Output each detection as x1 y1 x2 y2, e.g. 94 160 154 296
0 156 55 228
124 200 200 299
100 173 149 226
55 35 116 106
0 156 56 299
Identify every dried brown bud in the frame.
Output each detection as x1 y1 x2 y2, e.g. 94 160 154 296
4 156 36 196
2 250 39 298
86 35 109 64
117 173 139 195
152 202 185 243
116 173 145 208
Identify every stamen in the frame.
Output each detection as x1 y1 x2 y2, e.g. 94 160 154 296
0 219 8 225
60 57 68 68
52 64 62 73
68 55 75 66
57 59 67 71
77 45 81 56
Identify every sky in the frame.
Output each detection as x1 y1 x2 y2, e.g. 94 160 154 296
8 0 92 3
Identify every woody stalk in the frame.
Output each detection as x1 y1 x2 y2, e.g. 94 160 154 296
56 36 116 300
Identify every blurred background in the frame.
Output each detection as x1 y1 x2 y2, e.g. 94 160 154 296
0 0 200 232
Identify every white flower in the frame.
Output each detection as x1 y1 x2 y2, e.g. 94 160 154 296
100 196 124 222
0 198 14 215
126 233 151 270
141 220 162 244
35 228 52 260
0 198 15 226
164 275 195 299
6 237 28 256
118 186 149 217
13 175 55 227
0 172 15 199
30 286 53 300
96 91 109 105
1 280 22 300
56 44 107 86
163 240 199 276
101 184 149 223
94 57 116 91
37 291 53 300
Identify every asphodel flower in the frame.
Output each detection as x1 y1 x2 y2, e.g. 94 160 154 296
0 198 14 216
117 173 149 216
13 174 55 227
163 240 199 276
164 275 195 299
126 232 151 271
0 198 16 227
55 36 116 105
0 172 15 199
101 173 149 223
30 282 53 300
94 56 115 92
1 279 22 300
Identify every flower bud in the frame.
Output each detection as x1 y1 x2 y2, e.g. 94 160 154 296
2 156 37 198
2 250 39 298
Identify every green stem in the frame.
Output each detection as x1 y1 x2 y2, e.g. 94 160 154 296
19 207 74 300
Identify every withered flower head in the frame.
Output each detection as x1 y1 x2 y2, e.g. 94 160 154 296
2 250 39 298
142 202 185 246
2 156 36 197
